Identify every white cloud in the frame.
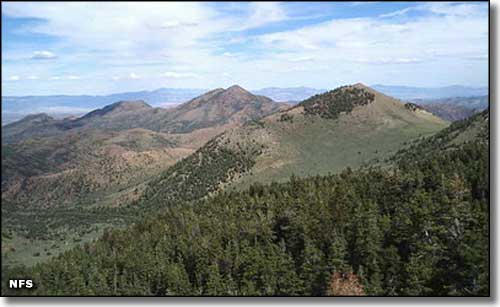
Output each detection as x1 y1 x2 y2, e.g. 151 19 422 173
350 2 380 6
423 2 486 17
27 75 39 80
380 2 485 19
289 56 315 62
31 50 57 60
2 3 247 54
50 75 81 81
156 20 199 29
466 54 488 61
379 7 415 19
110 73 142 80
2 2 289 58
161 71 199 79
258 3 487 66
1 2 488 94
284 66 309 73
236 2 287 31
2 2 226 72
129 73 140 79
355 57 423 65
7 75 20 81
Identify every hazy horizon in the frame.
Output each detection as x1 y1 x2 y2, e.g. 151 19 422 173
1 83 490 98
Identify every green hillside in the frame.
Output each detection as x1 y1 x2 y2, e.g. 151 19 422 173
134 84 449 209
392 109 489 164
173 84 449 191
2 110 488 296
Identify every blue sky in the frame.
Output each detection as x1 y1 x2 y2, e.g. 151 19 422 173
1 1 489 96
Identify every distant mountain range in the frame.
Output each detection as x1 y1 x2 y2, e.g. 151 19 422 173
2 85 285 144
253 87 327 103
1 88 208 124
1 85 488 124
371 84 488 100
416 96 489 121
2 85 286 213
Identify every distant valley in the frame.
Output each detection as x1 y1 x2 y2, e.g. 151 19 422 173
414 96 489 121
1 88 208 125
371 84 488 100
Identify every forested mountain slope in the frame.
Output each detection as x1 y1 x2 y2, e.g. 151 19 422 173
392 109 488 163
2 109 488 296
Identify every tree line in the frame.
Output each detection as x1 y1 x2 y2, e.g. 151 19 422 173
2 131 488 296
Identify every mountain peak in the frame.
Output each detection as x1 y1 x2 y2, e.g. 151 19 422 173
21 113 55 122
226 85 249 94
205 88 225 95
4 113 56 128
351 83 378 93
173 86 282 129
99 100 152 115
182 85 265 111
79 100 152 120
110 100 152 111
352 82 368 88
350 83 386 97
299 84 376 119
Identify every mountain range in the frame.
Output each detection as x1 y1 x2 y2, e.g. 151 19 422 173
2 83 448 225
371 84 488 100
2 85 285 143
140 83 448 207
2 85 488 125
1 82 489 296
2 85 285 210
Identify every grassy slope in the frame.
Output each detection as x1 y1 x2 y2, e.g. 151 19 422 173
134 84 448 196
391 109 489 164
230 85 448 189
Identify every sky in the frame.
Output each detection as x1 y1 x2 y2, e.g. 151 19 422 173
1 1 489 96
